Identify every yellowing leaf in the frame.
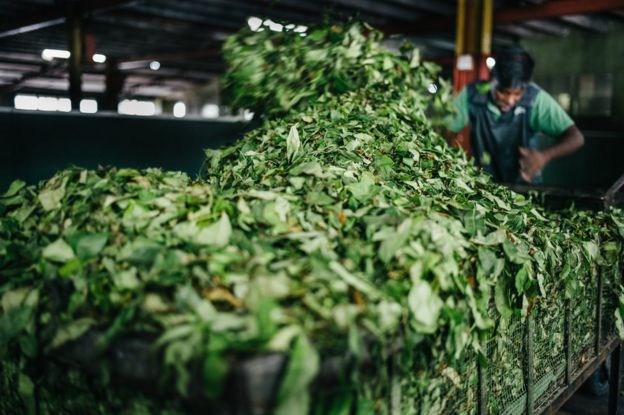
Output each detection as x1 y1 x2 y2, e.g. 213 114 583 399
196 212 232 247
38 187 65 211
42 239 75 263
408 280 443 334
286 123 301 162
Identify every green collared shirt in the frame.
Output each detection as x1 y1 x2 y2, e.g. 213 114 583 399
445 82 574 137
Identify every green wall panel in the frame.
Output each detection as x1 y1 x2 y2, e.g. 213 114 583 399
0 110 249 190
0 110 621 192
538 132 624 189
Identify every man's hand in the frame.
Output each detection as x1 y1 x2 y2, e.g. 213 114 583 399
518 125 585 183
519 147 549 182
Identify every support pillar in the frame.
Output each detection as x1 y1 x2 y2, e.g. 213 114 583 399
0 91 12 107
453 0 494 154
67 5 83 111
102 59 125 111
612 72 624 128
526 315 535 415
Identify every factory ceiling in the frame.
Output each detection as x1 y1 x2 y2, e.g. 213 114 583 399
0 0 623 100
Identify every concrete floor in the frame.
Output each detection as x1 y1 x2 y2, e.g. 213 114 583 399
555 354 617 414
557 389 608 415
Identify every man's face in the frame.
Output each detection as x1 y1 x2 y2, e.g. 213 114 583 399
494 86 525 112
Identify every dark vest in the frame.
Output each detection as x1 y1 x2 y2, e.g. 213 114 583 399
467 81 541 184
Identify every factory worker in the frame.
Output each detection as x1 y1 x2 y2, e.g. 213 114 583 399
445 46 584 184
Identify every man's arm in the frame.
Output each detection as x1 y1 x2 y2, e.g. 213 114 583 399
518 124 584 182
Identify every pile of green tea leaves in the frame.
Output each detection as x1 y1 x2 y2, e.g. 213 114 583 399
2 22 624 415
221 21 451 121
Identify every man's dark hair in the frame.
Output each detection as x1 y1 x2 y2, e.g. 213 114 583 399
491 47 535 89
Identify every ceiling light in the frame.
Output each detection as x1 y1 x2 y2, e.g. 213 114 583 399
486 57 496 69
41 49 70 61
80 99 98 114
202 103 219 119
149 61 161 71
173 102 186 118
118 99 157 116
92 53 107 63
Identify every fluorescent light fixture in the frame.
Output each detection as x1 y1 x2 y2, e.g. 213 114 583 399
173 101 186 118
118 61 146 71
486 57 496 69
80 99 98 113
248 16 262 31
38 96 70 112
57 98 72 112
15 94 71 112
14 94 38 110
92 53 107 63
201 103 219 119
456 54 474 71
42 49 70 61
118 99 156 116
149 61 161 71
36 96 57 111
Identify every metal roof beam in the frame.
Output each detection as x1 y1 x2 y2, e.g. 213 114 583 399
383 0 624 35
130 3 242 31
94 11 222 39
491 32 518 46
0 0 141 39
251 0 385 24
325 0 422 22
558 14 611 32
521 19 570 36
496 0 624 24
495 24 541 38
119 48 221 65
251 0 321 14
426 38 456 51
0 51 46 64
384 0 455 16
174 0 319 26
122 67 215 81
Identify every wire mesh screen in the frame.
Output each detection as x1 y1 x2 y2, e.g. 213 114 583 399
601 265 620 346
0 359 112 415
532 291 566 411
0 358 191 415
1 265 620 415
486 316 527 415
0 360 28 415
396 351 478 415
438 351 479 415
39 367 110 414
571 271 598 376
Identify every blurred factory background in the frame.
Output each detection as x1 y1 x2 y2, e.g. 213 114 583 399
1 0 623 190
